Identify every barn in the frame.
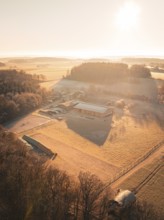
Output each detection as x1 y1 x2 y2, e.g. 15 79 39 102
22 135 57 160
73 101 113 117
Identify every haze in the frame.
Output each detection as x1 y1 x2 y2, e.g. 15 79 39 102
0 0 164 58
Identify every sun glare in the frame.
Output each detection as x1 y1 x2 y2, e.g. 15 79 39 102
115 1 141 31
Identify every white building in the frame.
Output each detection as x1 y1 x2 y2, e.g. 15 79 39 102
73 101 113 117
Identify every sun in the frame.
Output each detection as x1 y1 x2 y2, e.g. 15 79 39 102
115 1 141 31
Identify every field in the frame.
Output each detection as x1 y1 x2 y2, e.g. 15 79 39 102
2 59 164 212
6 114 52 133
6 78 163 179
117 157 164 215
13 89 163 182
22 109 163 168
0 58 83 80
151 71 164 80
1 57 164 81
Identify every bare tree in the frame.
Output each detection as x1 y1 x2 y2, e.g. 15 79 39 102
78 172 110 220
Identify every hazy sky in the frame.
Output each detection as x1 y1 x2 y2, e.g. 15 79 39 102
0 0 164 57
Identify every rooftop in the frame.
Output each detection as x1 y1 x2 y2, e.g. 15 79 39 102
74 102 109 114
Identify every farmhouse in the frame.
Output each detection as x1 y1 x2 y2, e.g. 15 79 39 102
73 101 113 117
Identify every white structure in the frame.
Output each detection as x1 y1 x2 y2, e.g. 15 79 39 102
114 190 136 207
73 101 113 117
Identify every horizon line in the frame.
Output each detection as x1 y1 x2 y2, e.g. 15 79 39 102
0 52 164 59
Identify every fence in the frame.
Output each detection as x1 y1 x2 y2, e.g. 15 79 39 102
18 120 55 136
104 140 164 189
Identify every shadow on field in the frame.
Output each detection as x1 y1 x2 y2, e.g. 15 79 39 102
117 78 164 129
127 102 164 130
51 79 114 145
53 78 164 145
66 115 113 146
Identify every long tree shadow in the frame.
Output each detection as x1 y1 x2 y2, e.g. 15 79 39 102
53 77 164 145
50 79 113 146
129 104 164 130
127 99 164 130
118 77 164 130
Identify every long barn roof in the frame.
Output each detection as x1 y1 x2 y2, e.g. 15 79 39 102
74 102 109 114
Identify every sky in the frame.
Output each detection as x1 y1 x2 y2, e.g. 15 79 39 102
0 0 164 58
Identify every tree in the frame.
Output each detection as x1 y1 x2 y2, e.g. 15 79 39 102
130 65 151 78
0 127 163 220
78 172 110 220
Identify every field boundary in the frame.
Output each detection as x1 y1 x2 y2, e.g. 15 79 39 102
134 163 163 194
18 120 56 136
104 140 164 189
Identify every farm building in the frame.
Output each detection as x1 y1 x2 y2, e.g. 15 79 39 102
22 135 57 160
73 101 113 117
39 109 56 116
19 137 33 150
58 100 78 111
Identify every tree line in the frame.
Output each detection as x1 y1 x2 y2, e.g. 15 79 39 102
0 70 48 123
0 62 5 67
66 63 151 83
0 126 163 220
121 57 164 65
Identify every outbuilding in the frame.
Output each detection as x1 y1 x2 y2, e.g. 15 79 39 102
73 101 113 117
22 135 57 159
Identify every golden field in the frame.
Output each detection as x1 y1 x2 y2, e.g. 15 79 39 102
20 110 163 182
2 58 163 212
0 58 83 80
117 157 164 214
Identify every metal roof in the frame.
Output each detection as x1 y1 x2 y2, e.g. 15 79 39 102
74 102 109 114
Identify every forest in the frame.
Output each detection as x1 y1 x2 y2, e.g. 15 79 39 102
66 63 151 83
0 126 163 220
0 70 48 123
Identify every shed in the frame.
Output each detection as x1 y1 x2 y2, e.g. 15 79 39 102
58 101 77 111
22 135 56 159
19 137 33 150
